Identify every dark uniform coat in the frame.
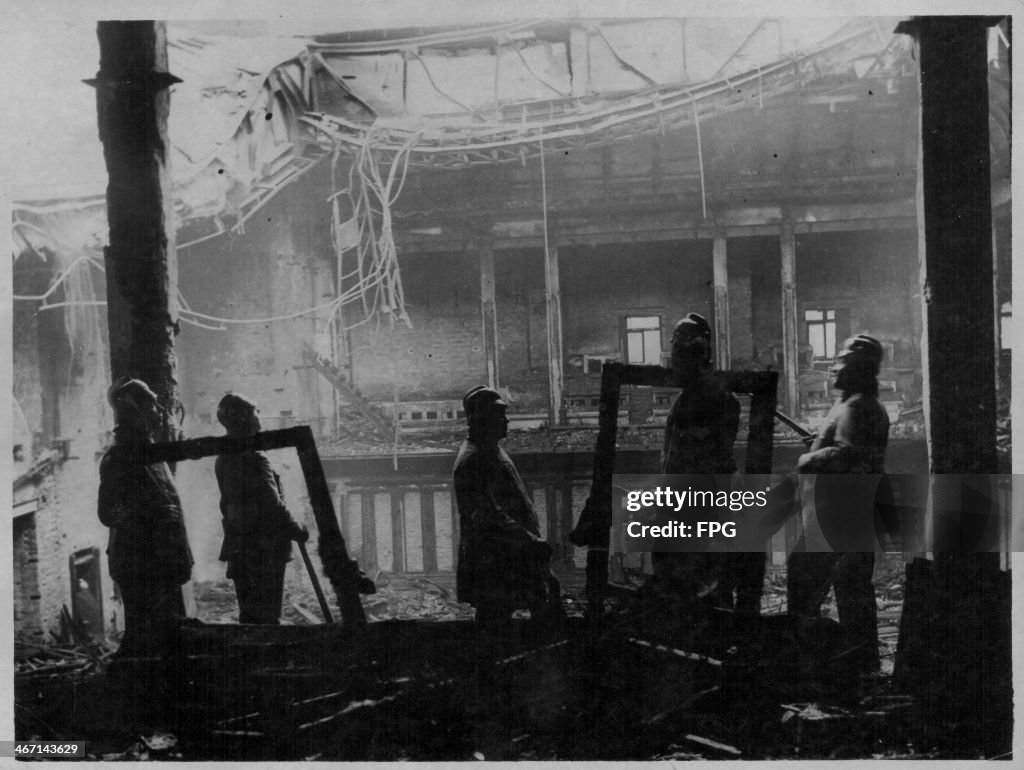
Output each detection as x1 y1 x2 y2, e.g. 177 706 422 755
453 439 549 612
97 433 193 588
215 450 305 623
656 378 755 609
662 379 740 476
797 392 890 550
215 451 303 568
97 429 193 653
789 390 890 675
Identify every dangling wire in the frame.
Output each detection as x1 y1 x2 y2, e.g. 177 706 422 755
391 313 400 469
325 122 421 356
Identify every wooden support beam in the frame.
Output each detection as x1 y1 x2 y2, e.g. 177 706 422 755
478 240 499 388
390 492 405 573
991 220 1000 395
420 490 438 573
361 491 377 576
712 233 731 369
92 21 183 438
544 240 565 426
779 222 799 415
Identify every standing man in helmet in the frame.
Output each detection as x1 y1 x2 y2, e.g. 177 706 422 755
98 377 194 656
453 386 564 634
215 393 308 624
787 334 889 677
652 313 764 613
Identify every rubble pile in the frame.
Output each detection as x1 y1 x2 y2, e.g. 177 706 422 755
15 641 113 682
11 555 974 761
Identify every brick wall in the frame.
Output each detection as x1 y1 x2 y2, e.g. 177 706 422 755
723 236 778 367
176 193 335 580
796 230 919 362
347 231 918 410
30 414 124 643
177 196 330 434
13 515 43 643
560 241 714 360
750 241 785 361
738 229 918 370
348 250 484 401
339 228 919 413
726 248 755 366
349 241 718 409
495 249 548 410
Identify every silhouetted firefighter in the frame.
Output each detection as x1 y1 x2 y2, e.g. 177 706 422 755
215 393 310 624
453 386 566 636
98 378 193 656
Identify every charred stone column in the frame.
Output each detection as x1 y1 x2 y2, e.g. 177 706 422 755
912 19 1000 478
544 238 565 426
893 16 1010 756
92 21 183 436
477 239 499 388
712 231 731 369
779 222 799 415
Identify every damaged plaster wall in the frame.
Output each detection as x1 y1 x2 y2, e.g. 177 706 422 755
796 230 920 362
11 338 121 642
560 241 714 360
346 250 484 402
13 248 121 642
494 249 549 410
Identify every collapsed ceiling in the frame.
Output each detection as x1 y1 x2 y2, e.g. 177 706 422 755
303 18 909 166
10 18 916 248
8 17 1009 339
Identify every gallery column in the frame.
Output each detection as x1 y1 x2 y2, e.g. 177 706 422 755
779 222 799 415
712 231 731 369
892 17 1008 753
93 21 183 437
544 239 564 426
477 239 499 388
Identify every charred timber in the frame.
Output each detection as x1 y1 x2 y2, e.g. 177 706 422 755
91 22 184 436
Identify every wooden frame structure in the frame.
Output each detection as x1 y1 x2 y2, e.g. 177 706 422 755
142 425 369 626
570 362 779 600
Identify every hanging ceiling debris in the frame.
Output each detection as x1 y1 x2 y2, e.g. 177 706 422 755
10 25 317 260
301 18 910 168
10 17 1010 340
295 17 919 341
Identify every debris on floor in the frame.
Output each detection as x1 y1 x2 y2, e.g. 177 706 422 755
13 557 1004 761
